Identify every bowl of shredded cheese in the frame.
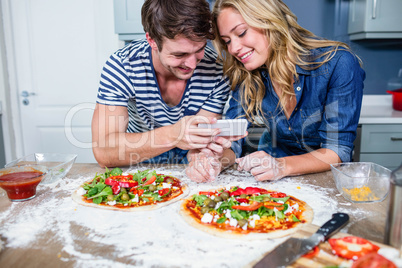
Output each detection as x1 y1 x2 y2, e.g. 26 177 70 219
330 162 392 203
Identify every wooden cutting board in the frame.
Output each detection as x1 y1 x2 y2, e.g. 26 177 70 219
247 224 395 268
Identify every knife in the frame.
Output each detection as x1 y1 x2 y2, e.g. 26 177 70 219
253 212 349 268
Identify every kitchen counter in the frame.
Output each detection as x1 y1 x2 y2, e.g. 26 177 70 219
0 163 391 267
359 95 402 124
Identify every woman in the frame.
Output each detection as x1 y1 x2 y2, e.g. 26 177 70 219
210 0 365 181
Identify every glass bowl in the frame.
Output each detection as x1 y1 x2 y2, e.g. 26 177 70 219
0 165 49 201
330 162 392 203
5 153 77 184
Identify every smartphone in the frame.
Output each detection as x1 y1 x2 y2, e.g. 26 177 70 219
198 119 248 136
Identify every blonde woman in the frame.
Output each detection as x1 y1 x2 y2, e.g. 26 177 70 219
210 0 365 181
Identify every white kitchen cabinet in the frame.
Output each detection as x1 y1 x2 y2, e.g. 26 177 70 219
113 0 145 41
358 124 402 170
348 0 402 40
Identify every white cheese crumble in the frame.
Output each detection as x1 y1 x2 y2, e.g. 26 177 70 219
225 210 232 219
229 218 238 227
131 195 139 203
107 200 116 206
201 213 214 224
162 183 171 189
213 214 219 223
240 202 249 206
249 215 260 228
284 203 299 215
77 188 86 196
242 224 247 230
215 201 222 210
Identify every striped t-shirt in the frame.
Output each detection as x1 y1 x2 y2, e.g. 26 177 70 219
96 39 230 133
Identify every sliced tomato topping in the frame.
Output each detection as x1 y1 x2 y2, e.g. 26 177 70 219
158 188 170 197
328 236 380 260
303 246 320 259
232 202 262 211
230 187 265 196
351 252 397 268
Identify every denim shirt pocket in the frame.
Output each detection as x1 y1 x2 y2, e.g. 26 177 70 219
300 106 323 141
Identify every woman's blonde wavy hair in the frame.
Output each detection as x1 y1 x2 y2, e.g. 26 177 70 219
212 0 361 125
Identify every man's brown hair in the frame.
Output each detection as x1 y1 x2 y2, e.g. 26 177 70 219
141 0 214 50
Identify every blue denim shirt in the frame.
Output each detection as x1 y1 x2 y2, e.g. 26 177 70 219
226 48 365 162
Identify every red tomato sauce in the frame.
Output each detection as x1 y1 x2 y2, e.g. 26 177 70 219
0 171 44 200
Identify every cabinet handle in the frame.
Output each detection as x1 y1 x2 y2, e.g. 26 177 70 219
372 0 377 19
391 137 402 141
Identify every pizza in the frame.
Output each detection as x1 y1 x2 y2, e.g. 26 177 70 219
72 167 188 211
179 186 313 240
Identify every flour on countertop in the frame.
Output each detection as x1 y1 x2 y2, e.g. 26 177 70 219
0 167 380 267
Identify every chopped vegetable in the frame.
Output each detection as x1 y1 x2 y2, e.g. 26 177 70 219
328 236 380 260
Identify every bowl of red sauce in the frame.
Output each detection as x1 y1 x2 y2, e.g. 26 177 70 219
0 165 49 201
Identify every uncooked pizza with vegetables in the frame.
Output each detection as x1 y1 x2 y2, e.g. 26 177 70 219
72 168 188 211
179 186 313 239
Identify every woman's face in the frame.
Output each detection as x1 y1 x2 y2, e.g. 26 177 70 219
217 7 270 71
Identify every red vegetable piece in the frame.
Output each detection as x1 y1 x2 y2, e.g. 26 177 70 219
351 252 397 268
236 198 249 203
111 184 120 195
244 187 262 195
158 188 170 197
143 175 157 185
328 236 380 260
269 191 287 198
303 246 320 259
230 188 246 196
232 202 262 211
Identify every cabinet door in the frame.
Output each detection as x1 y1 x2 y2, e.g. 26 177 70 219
348 0 402 39
113 0 145 41
360 124 402 153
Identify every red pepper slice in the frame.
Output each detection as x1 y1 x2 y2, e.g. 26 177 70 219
303 246 320 259
111 184 120 195
232 202 262 211
143 175 157 185
264 201 285 210
328 236 380 260
269 191 287 198
137 189 144 196
236 198 249 203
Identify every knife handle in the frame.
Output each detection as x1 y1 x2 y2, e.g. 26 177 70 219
316 213 349 240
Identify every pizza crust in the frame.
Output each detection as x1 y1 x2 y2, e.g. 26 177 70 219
72 182 189 212
179 189 313 240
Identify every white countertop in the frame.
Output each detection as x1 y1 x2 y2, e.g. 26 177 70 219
359 95 402 124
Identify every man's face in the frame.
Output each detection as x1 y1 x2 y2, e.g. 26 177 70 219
152 35 207 80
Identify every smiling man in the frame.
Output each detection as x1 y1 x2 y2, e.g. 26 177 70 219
91 0 231 168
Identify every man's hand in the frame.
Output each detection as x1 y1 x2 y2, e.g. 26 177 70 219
167 116 220 150
236 151 286 181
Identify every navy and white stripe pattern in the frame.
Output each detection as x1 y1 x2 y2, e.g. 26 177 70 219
96 39 230 133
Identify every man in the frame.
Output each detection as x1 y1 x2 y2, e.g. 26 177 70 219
92 0 233 175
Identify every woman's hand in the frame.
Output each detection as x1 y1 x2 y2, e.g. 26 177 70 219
186 151 221 182
236 151 286 181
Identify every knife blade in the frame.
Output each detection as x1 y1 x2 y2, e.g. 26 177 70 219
253 212 349 268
